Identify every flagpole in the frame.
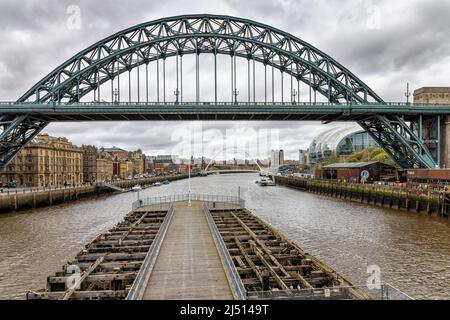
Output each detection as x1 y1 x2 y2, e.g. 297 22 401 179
188 158 192 207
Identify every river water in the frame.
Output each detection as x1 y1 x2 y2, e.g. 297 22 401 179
0 173 449 300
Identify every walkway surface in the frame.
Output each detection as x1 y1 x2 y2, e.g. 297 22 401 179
142 201 233 300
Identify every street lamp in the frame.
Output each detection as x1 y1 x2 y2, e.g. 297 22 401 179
113 88 119 104
188 159 192 207
405 82 411 105
233 88 240 104
174 88 180 104
292 89 298 105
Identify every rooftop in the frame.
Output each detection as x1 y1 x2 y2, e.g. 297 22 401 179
323 161 384 169
414 87 450 95
103 147 127 152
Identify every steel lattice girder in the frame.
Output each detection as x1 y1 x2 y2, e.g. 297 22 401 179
0 14 440 169
358 115 437 168
18 15 384 104
0 115 48 167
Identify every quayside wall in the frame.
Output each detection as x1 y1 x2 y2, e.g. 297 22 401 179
275 176 450 218
0 174 188 214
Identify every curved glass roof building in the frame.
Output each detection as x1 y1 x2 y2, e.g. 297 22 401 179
309 125 378 165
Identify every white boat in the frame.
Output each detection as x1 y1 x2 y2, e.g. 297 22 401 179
153 182 162 187
256 177 276 187
131 185 142 192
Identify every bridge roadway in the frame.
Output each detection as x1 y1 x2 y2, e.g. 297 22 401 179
141 201 233 300
1 102 450 122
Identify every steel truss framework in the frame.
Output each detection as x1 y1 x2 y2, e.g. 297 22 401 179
0 14 442 168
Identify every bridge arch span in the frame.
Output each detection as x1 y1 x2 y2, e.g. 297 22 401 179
0 15 439 169
19 14 383 104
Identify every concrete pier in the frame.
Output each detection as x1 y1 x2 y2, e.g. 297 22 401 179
142 202 233 300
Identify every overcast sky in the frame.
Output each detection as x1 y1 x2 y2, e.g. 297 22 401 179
1 0 449 159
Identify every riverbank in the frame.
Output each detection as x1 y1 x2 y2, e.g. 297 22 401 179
275 176 450 218
0 174 188 214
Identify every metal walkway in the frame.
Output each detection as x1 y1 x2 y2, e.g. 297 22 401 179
142 202 233 300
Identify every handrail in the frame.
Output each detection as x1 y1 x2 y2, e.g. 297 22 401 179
203 203 247 300
126 204 175 300
132 193 245 210
246 282 413 300
3 101 450 107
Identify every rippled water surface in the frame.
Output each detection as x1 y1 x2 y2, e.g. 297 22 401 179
1 173 449 299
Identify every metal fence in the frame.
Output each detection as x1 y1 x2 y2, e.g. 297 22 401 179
132 193 245 210
126 205 174 300
3 100 448 107
203 203 247 300
247 283 413 300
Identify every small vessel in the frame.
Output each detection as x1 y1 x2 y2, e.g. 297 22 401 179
163 180 171 185
256 177 276 187
131 185 142 192
153 182 162 187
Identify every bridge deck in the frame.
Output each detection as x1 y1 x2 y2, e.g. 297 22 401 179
142 201 233 300
2 102 449 122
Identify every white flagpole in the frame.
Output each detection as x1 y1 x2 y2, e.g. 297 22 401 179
188 158 192 207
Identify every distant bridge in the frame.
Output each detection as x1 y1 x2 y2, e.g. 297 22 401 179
203 169 260 175
1 14 448 169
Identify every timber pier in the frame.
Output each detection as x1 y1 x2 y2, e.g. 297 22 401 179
27 194 410 300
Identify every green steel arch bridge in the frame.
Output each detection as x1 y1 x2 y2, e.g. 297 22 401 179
1 14 449 169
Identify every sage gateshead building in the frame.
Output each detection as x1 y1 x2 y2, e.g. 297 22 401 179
308 125 378 165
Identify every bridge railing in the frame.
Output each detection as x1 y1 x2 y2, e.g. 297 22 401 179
203 203 247 300
247 283 413 300
3 101 450 107
126 204 175 300
132 193 245 210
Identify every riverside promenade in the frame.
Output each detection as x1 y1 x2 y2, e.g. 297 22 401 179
0 174 188 214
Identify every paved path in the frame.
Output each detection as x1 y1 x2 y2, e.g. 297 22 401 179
142 202 233 300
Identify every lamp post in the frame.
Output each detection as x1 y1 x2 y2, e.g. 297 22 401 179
292 89 298 104
405 82 411 105
188 159 192 207
174 88 180 104
233 88 239 104
113 88 119 104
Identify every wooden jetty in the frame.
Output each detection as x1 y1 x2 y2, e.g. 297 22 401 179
27 204 171 300
27 194 370 300
141 202 233 300
209 208 368 299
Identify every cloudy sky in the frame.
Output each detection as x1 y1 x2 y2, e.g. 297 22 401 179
1 0 449 160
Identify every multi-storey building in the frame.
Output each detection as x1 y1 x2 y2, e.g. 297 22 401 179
299 149 309 167
119 160 133 179
82 146 114 183
131 150 145 176
270 150 285 169
96 151 114 182
82 145 98 183
1 134 83 188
